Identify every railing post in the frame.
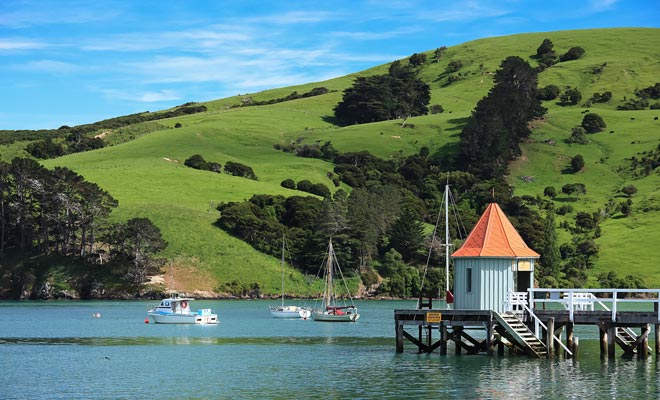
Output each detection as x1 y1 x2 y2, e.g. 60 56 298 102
569 289 574 322
528 288 534 311
612 291 617 322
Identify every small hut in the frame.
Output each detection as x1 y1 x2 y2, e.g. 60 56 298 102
451 203 540 312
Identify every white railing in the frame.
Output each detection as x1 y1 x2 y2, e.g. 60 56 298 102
528 288 660 322
504 290 572 356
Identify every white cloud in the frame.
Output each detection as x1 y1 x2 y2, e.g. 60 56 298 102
589 0 619 11
19 59 80 74
0 38 46 51
139 90 181 102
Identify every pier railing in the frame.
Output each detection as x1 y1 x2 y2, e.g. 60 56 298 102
527 288 660 322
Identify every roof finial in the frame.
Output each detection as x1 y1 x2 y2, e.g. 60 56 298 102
491 187 495 200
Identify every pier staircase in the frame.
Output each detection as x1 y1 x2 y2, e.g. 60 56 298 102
614 326 652 355
494 312 547 358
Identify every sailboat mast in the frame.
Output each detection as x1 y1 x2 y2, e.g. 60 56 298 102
326 239 334 308
280 236 285 307
444 183 450 294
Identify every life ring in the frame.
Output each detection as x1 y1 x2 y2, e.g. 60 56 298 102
181 300 188 309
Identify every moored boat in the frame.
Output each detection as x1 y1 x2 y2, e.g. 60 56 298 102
147 296 218 324
269 235 311 319
311 239 360 322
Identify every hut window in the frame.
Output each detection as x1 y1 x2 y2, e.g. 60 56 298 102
466 268 472 293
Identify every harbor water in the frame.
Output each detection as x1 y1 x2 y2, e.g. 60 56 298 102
1 300 658 399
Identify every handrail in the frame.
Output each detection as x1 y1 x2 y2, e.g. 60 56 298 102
519 301 572 356
505 290 572 356
528 288 660 322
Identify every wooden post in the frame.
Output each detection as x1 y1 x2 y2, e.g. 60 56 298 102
486 319 494 356
566 323 574 358
396 322 404 353
418 325 423 353
454 326 463 355
607 325 616 359
571 337 579 359
546 317 555 359
555 325 563 358
497 333 504 356
440 323 447 355
638 324 649 359
599 326 608 358
655 323 660 358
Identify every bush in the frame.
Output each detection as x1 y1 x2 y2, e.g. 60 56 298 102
538 84 560 101
430 104 444 114
184 154 208 170
559 46 585 62
581 113 606 133
560 87 582 105
568 126 589 144
621 184 638 197
281 179 296 189
224 161 257 180
571 154 585 172
543 186 557 198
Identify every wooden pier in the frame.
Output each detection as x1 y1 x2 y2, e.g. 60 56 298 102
395 289 660 359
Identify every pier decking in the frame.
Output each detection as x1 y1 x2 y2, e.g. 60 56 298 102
395 289 660 359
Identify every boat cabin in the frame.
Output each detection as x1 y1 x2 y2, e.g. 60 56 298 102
153 298 194 314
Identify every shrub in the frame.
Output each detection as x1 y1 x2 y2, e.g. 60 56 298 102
224 161 257 180
568 126 589 144
621 184 638 197
184 154 208 170
538 84 560 101
281 179 296 189
430 104 444 114
571 154 585 172
581 113 606 133
408 53 427 66
560 87 582 105
559 46 585 62
543 186 557 198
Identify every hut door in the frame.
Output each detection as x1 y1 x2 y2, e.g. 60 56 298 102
516 271 531 292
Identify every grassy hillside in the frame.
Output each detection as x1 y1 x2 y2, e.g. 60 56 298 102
22 27 659 291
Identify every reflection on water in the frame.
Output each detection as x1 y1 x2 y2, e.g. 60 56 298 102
1 300 659 399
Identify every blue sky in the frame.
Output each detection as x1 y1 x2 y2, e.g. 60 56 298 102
1 0 658 130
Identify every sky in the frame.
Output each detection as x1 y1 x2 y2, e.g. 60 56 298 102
1 0 658 130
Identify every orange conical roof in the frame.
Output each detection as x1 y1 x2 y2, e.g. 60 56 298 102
451 203 540 258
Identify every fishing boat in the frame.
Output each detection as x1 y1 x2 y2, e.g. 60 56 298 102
147 295 219 324
269 236 311 319
311 239 360 322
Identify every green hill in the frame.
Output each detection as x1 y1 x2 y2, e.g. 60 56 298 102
11 27 660 292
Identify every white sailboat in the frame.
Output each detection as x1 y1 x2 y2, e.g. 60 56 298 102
311 239 360 322
269 236 311 319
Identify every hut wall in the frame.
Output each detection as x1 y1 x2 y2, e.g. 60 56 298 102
454 258 514 313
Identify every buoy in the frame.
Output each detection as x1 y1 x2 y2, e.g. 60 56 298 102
144 318 150 324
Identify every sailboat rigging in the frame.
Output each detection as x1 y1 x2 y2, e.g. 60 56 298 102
311 239 360 322
269 235 311 319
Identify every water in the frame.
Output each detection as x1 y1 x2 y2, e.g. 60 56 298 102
1 300 658 399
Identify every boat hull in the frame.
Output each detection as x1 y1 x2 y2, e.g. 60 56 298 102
269 306 311 319
311 311 360 322
147 312 218 324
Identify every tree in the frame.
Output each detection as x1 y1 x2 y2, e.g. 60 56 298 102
621 184 638 197
536 38 557 69
224 161 257 180
388 208 425 262
280 179 295 189
432 46 447 62
543 186 557 198
408 53 427 66
540 209 561 279
457 56 545 178
581 113 606 133
334 61 430 125
106 217 167 293
571 154 585 172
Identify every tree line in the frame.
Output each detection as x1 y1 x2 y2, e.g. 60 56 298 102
0 158 166 299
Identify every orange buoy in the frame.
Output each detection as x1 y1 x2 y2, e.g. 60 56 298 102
144 318 150 324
